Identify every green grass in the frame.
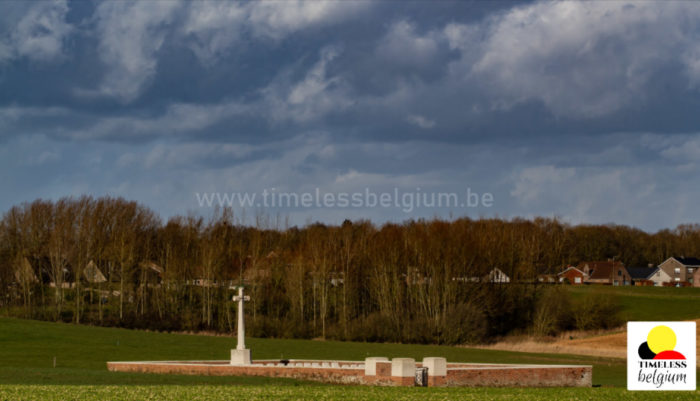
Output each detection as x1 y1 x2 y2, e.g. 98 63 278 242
565 285 700 321
0 317 625 387
0 317 697 400
0 385 698 401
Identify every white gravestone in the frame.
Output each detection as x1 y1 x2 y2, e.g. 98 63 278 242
230 287 252 365
391 358 416 377
364 357 389 376
422 357 447 377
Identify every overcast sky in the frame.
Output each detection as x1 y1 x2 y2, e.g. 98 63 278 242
2 0 700 231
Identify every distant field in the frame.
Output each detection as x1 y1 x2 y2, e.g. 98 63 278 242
0 317 697 400
565 285 700 321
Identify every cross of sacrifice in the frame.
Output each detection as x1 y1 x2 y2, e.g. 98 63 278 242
232 286 250 351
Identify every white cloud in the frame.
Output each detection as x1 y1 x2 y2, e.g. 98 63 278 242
142 142 256 169
67 99 250 140
288 47 340 105
0 105 68 120
89 0 372 101
0 105 70 137
182 2 247 64
263 46 352 123
510 164 662 226
317 144 335 159
443 23 479 52
446 1 700 118
92 0 181 102
58 46 351 140
66 46 350 139
247 0 370 40
683 43 700 88
334 169 362 183
183 0 371 64
13 0 72 61
0 0 72 63
511 165 576 203
406 114 435 129
375 20 441 68
30 150 61 165
0 103 228 140
0 42 11 62
657 135 700 168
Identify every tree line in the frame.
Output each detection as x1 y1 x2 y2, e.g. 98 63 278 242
1 196 698 343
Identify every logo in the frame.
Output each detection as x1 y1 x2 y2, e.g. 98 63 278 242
628 321 696 391
637 325 686 360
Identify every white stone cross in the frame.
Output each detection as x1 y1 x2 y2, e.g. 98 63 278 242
232 286 250 351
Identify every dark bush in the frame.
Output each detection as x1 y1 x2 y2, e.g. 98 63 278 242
438 302 488 344
574 291 622 331
532 286 573 336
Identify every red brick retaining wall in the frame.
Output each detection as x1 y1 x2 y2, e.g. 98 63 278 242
107 359 592 388
445 366 592 387
108 361 367 385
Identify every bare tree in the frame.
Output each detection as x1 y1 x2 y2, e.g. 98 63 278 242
47 199 74 319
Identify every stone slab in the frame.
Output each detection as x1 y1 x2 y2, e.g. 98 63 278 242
391 358 416 378
423 357 447 377
230 349 251 365
364 357 389 376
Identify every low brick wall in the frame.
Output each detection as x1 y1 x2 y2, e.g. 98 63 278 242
445 365 592 387
107 359 592 388
107 360 368 385
363 361 395 386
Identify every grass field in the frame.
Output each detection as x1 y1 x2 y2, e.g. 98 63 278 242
477 286 700 360
0 318 625 386
0 317 698 400
565 285 700 321
0 385 697 401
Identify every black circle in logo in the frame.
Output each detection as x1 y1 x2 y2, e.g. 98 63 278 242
638 341 657 360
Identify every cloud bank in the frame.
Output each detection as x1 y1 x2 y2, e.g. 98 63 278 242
2 0 700 231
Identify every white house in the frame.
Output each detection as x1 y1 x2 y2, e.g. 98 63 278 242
14 257 38 284
488 268 510 283
83 260 107 284
647 267 672 287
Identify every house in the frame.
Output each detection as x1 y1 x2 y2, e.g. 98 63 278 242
537 274 557 284
188 264 239 289
329 271 345 287
579 261 631 285
83 260 107 284
138 261 164 286
405 267 431 285
48 267 75 289
488 268 510 283
557 265 588 285
459 268 510 284
693 268 700 288
646 267 672 287
657 257 700 285
626 267 658 286
243 267 271 283
13 257 38 284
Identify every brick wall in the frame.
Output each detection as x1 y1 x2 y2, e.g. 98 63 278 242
107 360 592 388
445 366 592 387
107 362 366 385
559 269 585 285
